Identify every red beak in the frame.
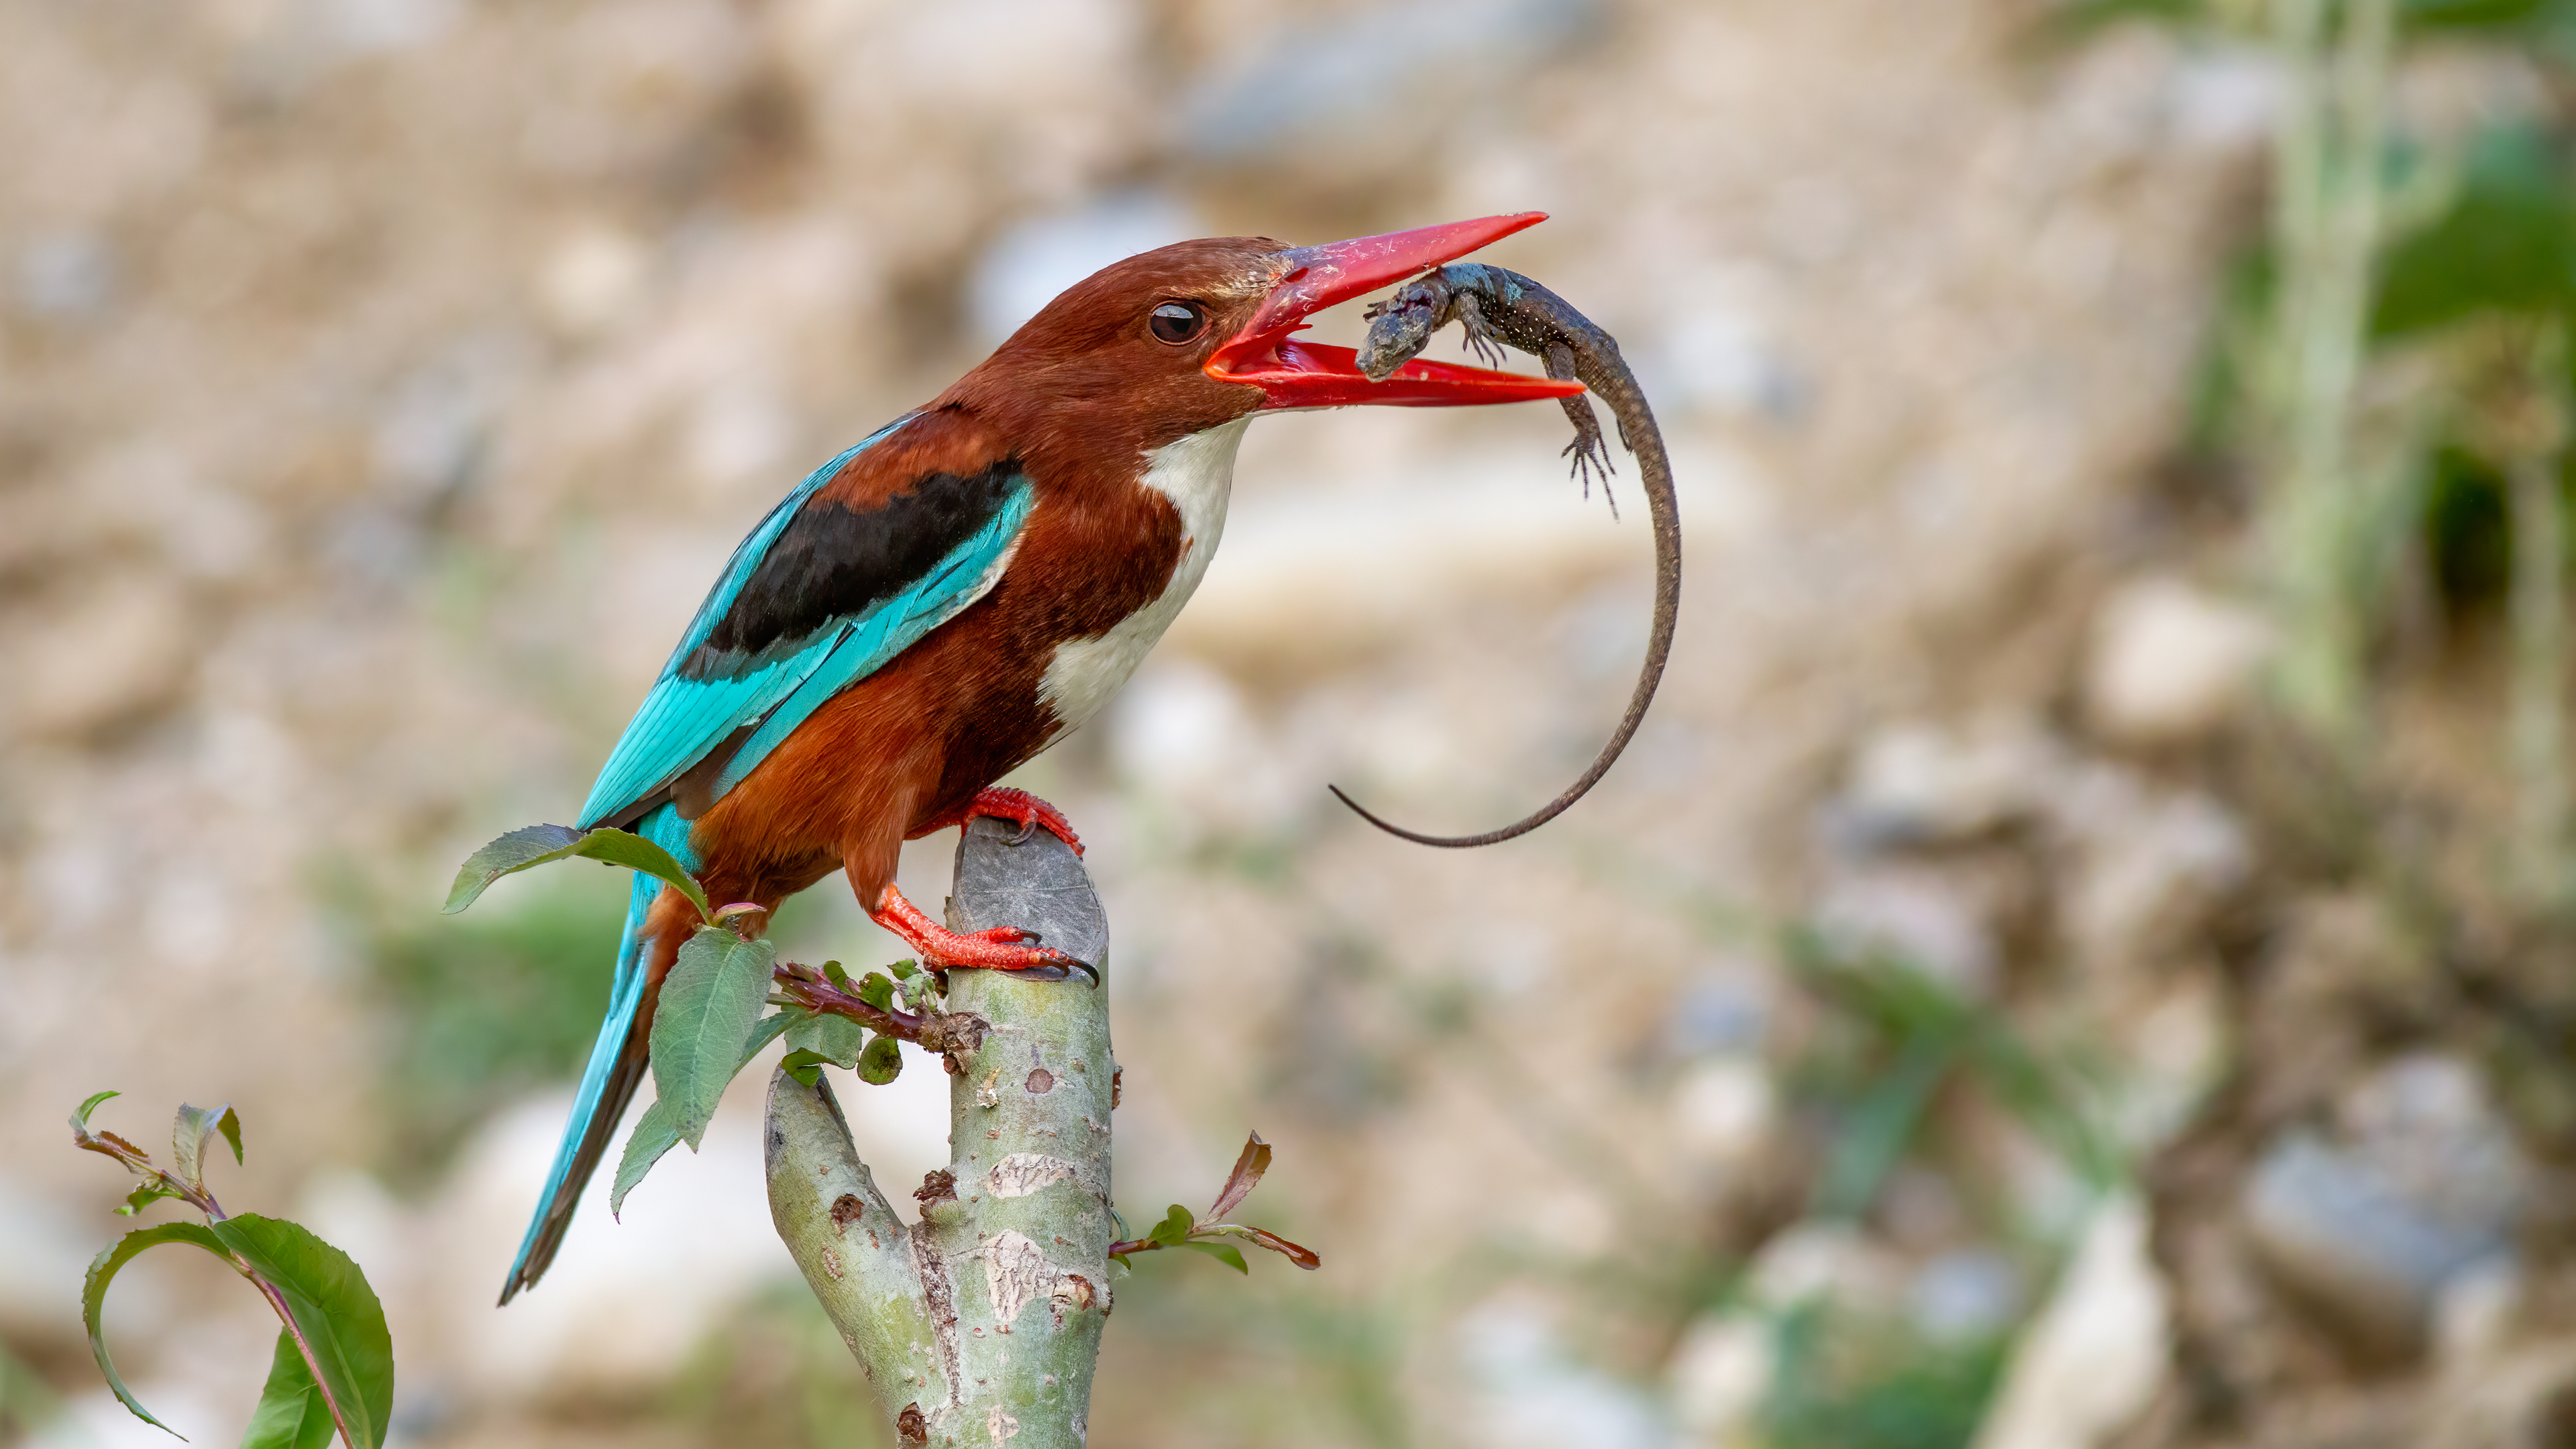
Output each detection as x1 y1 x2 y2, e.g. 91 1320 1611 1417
1208 213 1588 411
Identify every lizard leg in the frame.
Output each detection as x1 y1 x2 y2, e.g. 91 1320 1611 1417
1548 339 1617 513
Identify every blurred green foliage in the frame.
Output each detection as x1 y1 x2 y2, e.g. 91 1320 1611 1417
355 847 863 1183
2369 125 2576 629
1093 1270 1414 1448
0 1339 66 1443
2423 442 2522 610
1760 1304 2007 1449
2084 3 2576 634
1784 930 2118 1223
2055 0 2576 40
1693 928 2120 1449
668 1285 890 1449
2374 129 2576 339
353 863 629 1182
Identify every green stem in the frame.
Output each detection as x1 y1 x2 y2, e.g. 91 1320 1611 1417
2511 447 2570 906
2263 0 2397 744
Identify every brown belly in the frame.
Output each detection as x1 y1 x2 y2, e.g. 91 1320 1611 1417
683 594 1063 906
679 462 1191 908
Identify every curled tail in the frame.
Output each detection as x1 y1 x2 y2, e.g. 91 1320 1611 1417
498 802 696 1305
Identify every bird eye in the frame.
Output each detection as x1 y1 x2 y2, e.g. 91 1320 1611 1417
1148 301 1208 345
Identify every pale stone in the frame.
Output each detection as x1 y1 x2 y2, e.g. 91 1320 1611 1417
1972 1197 2169 1449
1831 714 2063 849
2056 779 2250 975
8 575 191 738
1668 1313 1773 1446
2083 577 2271 744
537 223 651 335
1812 864 2000 998
1746 1223 1908 1315
1670 1059 1777 1169
1457 1294 1674 1449
2243 1055 2529 1352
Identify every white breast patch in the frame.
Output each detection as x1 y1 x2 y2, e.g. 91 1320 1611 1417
1037 416 1250 733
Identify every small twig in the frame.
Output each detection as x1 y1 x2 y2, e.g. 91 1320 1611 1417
771 960 991 1060
1104 1132 1321 1272
71 1116 363 1449
72 1130 225 1220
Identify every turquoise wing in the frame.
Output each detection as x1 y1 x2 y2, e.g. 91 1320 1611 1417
576 416 1034 826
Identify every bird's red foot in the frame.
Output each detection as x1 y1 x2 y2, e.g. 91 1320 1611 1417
871 885 1081 974
918 786 1084 857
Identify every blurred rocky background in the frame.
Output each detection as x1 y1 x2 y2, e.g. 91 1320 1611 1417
5 0 2575 1446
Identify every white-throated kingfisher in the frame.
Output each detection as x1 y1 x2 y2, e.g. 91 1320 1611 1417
501 213 1584 1302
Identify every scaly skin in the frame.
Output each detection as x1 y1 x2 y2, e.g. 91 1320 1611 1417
1350 262 1683 849
878 786 1088 973
1361 263 1622 504
912 786 1085 856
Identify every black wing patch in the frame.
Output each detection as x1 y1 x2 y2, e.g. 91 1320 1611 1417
680 458 1026 681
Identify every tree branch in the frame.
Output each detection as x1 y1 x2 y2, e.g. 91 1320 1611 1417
766 817 1115 1448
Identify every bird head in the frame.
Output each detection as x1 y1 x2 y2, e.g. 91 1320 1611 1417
966 213 1581 445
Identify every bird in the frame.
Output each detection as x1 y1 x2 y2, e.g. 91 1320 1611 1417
500 213 1585 1303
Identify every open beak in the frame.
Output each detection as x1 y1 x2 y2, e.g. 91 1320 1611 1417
1208 213 1589 411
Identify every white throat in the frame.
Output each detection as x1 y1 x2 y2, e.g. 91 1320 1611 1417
1037 416 1250 733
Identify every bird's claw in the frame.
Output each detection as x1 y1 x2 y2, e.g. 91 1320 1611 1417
955 928 1097 985
870 886 1097 985
933 786 1085 857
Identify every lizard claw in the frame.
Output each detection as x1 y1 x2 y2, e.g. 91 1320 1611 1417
1563 434 1620 517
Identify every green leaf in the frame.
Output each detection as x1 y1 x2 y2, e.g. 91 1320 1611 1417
856 972 898 1011
886 958 920 980
2374 127 2576 337
648 926 776 1149
855 1034 904 1086
73 1090 119 1132
1811 1033 1956 1221
1147 1204 1195 1248
2404 0 2562 30
443 824 710 921
208 1215 393 1449
172 1103 238 1193
117 1182 182 1217
820 961 850 989
240 1329 335 1449
1176 1239 1250 1273
779 1050 830 1087
85 1221 233 1436
741 1011 796 1065
785 1010 865 1069
611 1097 684 1216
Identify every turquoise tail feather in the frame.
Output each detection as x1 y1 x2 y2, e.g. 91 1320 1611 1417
498 802 698 1303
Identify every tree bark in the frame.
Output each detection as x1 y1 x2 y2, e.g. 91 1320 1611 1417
766 816 1116 1448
